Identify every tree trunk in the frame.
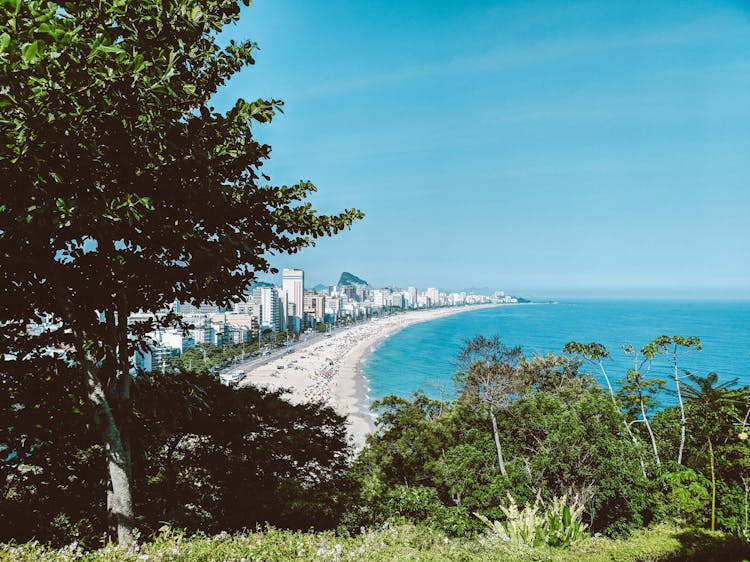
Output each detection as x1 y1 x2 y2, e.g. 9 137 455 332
488 408 507 476
709 438 716 532
627 423 647 479
598 360 617 404
79 333 136 547
55 282 136 546
639 397 661 467
104 408 136 546
673 353 687 465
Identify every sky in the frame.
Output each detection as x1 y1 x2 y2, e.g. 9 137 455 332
211 1 750 299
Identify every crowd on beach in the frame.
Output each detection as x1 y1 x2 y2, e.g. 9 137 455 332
299 334 363 404
240 323 377 411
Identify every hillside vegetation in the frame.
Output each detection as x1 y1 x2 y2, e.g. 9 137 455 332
3 523 750 562
4 335 750 560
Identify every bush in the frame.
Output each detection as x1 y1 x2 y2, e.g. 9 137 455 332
475 494 589 549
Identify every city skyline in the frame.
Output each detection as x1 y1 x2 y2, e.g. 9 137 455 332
213 1 749 299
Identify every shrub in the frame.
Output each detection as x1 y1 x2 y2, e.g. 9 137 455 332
475 494 589 549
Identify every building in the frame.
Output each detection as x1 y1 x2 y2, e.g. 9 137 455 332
253 286 283 332
282 268 304 327
372 289 387 309
304 291 326 323
390 292 405 309
407 287 418 309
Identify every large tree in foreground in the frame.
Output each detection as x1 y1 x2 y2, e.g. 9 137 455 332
0 0 361 546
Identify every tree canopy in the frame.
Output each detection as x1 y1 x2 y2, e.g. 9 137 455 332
0 0 361 545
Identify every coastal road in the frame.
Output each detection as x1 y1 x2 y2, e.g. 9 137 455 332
217 328 345 384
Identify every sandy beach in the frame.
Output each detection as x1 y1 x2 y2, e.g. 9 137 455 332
239 304 501 450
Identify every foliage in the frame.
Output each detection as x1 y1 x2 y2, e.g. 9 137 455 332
0 369 352 547
0 0 361 543
3 523 750 562
475 494 589 548
544 495 590 548
0 359 106 547
475 495 545 547
349 350 649 537
167 342 260 374
453 336 523 476
653 466 710 527
134 371 353 534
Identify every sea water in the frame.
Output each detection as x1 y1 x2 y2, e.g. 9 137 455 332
362 300 750 404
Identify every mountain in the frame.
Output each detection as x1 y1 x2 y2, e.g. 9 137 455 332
312 283 329 292
338 271 368 286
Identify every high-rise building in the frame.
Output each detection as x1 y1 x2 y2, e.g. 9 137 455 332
390 292 405 309
372 289 386 308
407 287 418 309
282 268 304 324
253 286 282 332
426 287 440 306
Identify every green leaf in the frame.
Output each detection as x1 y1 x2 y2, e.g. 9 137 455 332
98 44 126 55
182 83 196 95
0 33 10 53
21 41 39 62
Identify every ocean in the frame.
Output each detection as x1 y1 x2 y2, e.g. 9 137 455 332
362 300 750 405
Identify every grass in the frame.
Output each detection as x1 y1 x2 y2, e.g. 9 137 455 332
2 523 749 562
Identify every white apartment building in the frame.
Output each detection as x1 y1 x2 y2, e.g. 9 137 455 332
372 289 387 308
426 287 440 306
282 268 304 324
253 286 283 332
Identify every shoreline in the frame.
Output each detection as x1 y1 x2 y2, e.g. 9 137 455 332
238 303 524 449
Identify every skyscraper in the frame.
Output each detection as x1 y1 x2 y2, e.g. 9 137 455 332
282 268 304 328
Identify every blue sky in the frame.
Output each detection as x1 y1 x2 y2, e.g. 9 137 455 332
213 1 750 298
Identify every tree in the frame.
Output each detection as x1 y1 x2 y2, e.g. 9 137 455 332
618 344 666 470
0 366 352 545
564 341 648 478
0 0 361 545
454 336 523 476
682 372 739 531
134 370 353 534
354 351 649 537
563 342 616 400
642 336 702 465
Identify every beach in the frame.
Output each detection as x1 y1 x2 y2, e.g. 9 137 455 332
238 304 500 449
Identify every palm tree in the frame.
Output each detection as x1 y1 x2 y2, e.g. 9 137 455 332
682 372 740 531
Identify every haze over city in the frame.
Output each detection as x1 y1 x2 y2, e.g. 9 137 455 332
213 1 750 299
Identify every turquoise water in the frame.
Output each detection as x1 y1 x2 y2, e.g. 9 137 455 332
363 301 750 404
